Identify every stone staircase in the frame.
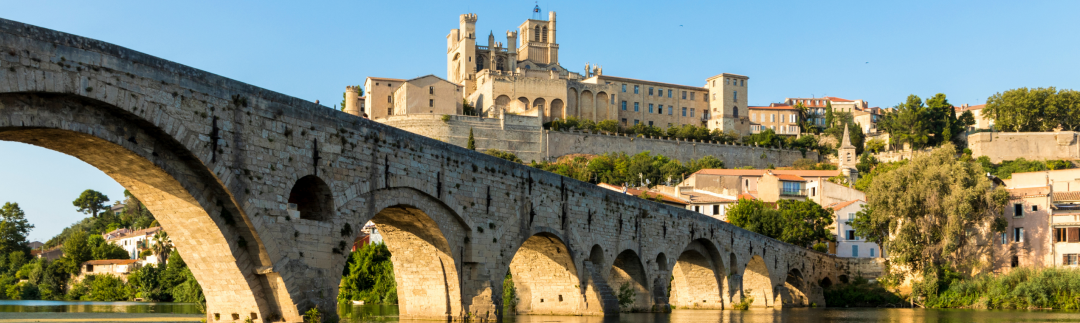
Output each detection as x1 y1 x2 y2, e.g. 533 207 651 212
584 261 620 314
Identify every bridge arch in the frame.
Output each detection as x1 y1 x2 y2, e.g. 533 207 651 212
505 232 584 315
610 249 650 311
742 255 775 308
287 175 333 221
778 268 809 307
670 239 725 309
0 93 282 320
361 187 471 320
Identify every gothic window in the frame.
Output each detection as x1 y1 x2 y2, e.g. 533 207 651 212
734 107 739 118
534 26 540 41
542 26 548 42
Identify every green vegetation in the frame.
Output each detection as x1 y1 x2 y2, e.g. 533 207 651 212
530 151 723 187
72 189 109 218
853 159 907 192
924 267 1080 309
984 87 1080 132
617 282 636 311
502 273 517 314
823 276 904 307
338 242 397 305
792 158 837 171
977 156 1073 179
304 306 323 323
483 149 523 164
878 94 974 150
466 128 476 150
852 144 1009 301
339 85 363 112
731 296 754 310
462 99 478 116
726 198 835 249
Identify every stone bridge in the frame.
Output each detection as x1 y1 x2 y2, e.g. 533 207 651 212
0 18 879 322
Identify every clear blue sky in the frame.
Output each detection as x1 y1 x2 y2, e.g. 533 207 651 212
2 1 1078 242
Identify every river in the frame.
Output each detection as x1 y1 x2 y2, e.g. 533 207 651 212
0 302 1077 322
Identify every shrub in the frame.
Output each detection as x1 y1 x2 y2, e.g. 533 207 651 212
617 282 636 311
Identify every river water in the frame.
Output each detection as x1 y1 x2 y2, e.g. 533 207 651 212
1 301 1078 322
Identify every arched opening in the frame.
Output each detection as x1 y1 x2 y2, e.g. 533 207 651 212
582 245 616 314
515 97 530 114
655 253 667 270
566 89 579 120
494 95 511 116
595 92 608 120
0 93 272 320
779 268 808 307
669 240 724 309
579 90 594 121
743 255 774 308
365 204 463 320
610 250 650 311
549 99 565 121
506 233 585 315
819 277 833 289
533 26 540 42
542 26 548 42
287 175 333 221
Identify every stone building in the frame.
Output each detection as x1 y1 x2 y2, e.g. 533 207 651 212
353 10 752 135
748 104 801 135
106 226 165 261
782 97 880 133
954 104 991 130
994 168 1080 272
677 169 840 201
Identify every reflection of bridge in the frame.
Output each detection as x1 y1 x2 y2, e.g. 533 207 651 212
0 18 880 322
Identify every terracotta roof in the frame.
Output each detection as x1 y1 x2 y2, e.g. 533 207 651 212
83 259 138 266
693 169 840 177
775 174 807 182
749 105 797 111
830 199 863 211
737 193 756 200
367 76 405 81
598 183 688 205
108 226 163 241
682 190 737 204
1054 191 1080 202
823 96 853 102
1009 186 1050 199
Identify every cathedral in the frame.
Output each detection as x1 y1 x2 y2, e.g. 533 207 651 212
357 9 752 135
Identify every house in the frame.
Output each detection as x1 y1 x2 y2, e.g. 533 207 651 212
597 183 689 208
828 200 880 258
76 259 141 282
679 169 841 199
954 104 991 130
34 246 63 261
747 104 801 135
106 226 165 262
993 168 1080 271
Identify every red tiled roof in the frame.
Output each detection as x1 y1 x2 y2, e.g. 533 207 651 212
823 96 853 102
1009 186 1050 199
775 174 807 182
737 193 756 200
598 183 688 205
830 199 863 211
83 259 138 266
749 105 798 111
1054 191 1080 202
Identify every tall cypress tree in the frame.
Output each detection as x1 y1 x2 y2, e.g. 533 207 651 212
467 128 476 150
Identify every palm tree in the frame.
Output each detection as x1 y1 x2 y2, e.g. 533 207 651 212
151 231 172 264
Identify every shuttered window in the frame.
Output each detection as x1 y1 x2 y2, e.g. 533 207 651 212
1069 227 1080 243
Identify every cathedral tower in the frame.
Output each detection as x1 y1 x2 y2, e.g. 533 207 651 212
517 11 559 65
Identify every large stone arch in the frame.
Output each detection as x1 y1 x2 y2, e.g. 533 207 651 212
596 92 609 120
670 239 725 309
505 232 585 315
742 255 774 308
580 90 594 121
360 187 472 320
550 99 565 121
778 268 809 307
566 88 578 119
494 95 511 114
0 93 285 321
532 98 547 119
610 249 651 311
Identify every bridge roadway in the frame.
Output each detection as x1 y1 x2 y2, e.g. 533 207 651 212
0 18 879 322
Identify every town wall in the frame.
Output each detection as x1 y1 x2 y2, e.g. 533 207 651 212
546 130 816 168
968 131 1080 163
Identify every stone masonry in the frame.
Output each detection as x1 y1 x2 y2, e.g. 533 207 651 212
0 18 877 322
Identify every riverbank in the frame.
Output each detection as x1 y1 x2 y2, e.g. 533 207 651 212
0 312 201 322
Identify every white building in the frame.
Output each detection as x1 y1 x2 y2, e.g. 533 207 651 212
829 200 881 258
105 226 164 261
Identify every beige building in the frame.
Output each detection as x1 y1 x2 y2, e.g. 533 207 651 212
955 104 991 130
748 104 800 135
678 169 840 201
356 10 752 135
993 168 1080 271
828 200 880 258
782 96 880 133
76 259 141 282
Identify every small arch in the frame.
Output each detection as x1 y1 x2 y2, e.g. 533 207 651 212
549 99 565 121
610 250 650 311
533 26 540 42
495 95 511 113
669 239 724 309
532 98 546 115
780 268 808 307
655 253 667 270
733 106 739 118
288 175 334 221
507 233 584 315
743 255 774 308
542 26 548 42
589 245 605 265
819 277 833 289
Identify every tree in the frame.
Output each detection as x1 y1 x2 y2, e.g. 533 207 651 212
340 85 362 112
865 138 886 154
467 128 476 150
727 198 834 248
851 144 1008 290
596 120 620 133
0 202 34 257
62 230 92 274
73 190 109 218
483 149 523 164
984 87 1080 132
152 231 172 264
824 101 835 128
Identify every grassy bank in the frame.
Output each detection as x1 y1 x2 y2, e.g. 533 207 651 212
823 276 905 308
926 267 1080 310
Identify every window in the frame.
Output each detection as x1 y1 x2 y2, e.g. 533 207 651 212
713 205 720 214
1056 227 1066 243
668 89 672 98
852 245 859 257
790 114 796 123
811 187 816 196
648 121 653 126
1014 227 1024 243
782 181 802 195
770 114 775 122
1065 254 1079 266
712 93 716 100
682 107 687 116
734 107 739 118
429 86 434 94
649 104 654 113
1061 227 1080 243
751 114 756 122
387 95 392 103
1011 255 1019 268
1032 205 1038 212
611 96 616 104
847 212 856 222
621 118 627 126
649 87 654 95
622 101 627 110
1001 233 1007 245
1014 203 1023 216
634 119 640 125
733 91 738 102
846 230 856 240
622 84 627 92
870 248 876 257
429 99 434 107
658 106 664 114
690 92 695 100
690 108 695 117
634 102 640 112
668 106 673 115
725 78 730 85
682 91 687 99
86 264 94 272
694 205 700 212
634 85 639 94
388 107 392 115
741 79 744 87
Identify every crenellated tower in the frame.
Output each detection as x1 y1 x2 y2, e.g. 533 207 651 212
447 13 478 87
344 86 362 116
517 11 559 65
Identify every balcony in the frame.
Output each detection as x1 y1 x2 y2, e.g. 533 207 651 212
780 189 808 197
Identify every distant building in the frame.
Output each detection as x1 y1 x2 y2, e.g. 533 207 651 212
828 200 880 258
679 168 840 199
28 241 43 250
34 246 63 261
597 183 689 208
994 168 1080 272
747 104 800 135
954 104 991 130
105 226 165 261
76 259 141 282
782 96 880 133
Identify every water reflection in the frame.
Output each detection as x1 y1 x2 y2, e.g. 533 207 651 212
341 305 1080 323
0 300 201 314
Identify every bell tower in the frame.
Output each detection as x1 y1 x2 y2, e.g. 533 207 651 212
517 8 558 65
